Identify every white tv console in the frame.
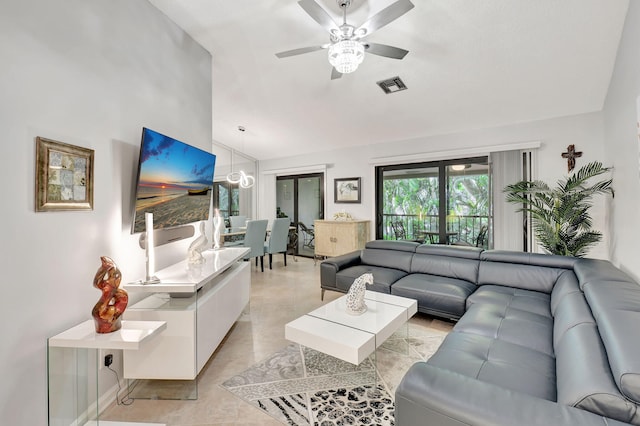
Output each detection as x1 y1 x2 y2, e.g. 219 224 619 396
122 247 250 380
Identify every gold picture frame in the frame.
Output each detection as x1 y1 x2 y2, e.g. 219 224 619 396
35 137 94 212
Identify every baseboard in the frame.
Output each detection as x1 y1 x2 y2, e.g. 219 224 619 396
85 421 166 426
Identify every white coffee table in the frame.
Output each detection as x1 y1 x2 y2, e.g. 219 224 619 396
285 291 417 365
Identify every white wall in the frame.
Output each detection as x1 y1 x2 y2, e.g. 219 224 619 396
603 1 640 281
0 1 211 424
259 111 609 258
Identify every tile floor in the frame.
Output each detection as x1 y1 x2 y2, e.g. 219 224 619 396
102 255 453 425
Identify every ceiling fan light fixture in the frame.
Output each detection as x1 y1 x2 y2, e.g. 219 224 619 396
328 39 364 74
450 164 470 171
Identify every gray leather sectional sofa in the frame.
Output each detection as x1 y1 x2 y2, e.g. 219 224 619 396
320 240 640 425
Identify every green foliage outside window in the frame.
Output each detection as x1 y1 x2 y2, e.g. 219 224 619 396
382 173 490 243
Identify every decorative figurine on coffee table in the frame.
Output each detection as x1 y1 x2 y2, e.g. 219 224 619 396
92 256 128 333
345 273 374 315
188 221 209 264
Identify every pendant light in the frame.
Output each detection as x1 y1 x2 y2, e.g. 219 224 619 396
226 126 255 188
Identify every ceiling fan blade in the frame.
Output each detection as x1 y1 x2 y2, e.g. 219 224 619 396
331 67 343 80
365 43 409 60
275 45 326 58
355 0 414 37
297 0 340 33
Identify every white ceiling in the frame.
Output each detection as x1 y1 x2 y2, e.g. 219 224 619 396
148 0 629 160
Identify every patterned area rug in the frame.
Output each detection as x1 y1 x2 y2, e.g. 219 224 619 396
221 326 446 425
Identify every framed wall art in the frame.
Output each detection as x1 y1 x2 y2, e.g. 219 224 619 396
35 136 94 212
334 177 361 203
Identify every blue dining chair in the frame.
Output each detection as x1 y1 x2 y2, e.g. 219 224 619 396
237 219 268 271
229 215 247 231
264 218 290 269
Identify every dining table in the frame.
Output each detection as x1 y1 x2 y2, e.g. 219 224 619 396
415 230 458 244
222 227 247 238
222 226 297 238
221 226 299 257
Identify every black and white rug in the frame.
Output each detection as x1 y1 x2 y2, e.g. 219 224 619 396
221 326 446 425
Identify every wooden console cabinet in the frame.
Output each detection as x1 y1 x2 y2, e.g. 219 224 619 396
314 220 370 258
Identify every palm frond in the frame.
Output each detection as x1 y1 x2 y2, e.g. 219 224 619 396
504 161 613 257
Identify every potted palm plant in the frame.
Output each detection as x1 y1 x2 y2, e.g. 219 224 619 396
504 161 614 257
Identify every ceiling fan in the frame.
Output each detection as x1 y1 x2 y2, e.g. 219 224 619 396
275 0 414 79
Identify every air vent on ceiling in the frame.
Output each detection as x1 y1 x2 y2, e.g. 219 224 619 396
376 76 407 94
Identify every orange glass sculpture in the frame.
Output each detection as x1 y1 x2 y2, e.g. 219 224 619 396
92 256 128 333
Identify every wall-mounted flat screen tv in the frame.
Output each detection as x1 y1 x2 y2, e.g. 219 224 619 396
131 127 216 234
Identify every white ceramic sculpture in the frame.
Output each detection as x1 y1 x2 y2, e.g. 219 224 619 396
188 221 208 265
345 273 374 315
212 208 223 250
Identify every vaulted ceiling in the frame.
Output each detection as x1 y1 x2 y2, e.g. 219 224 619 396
148 0 629 160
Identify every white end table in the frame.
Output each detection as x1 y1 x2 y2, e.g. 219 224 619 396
48 320 166 426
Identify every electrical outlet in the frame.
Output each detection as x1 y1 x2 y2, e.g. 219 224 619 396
104 353 113 368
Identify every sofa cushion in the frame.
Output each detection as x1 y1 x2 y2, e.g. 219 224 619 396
427 331 556 401
552 290 596 349
550 270 582 315
555 323 640 425
397 363 635 426
478 262 566 294
411 247 481 284
365 240 420 252
467 285 551 317
583 278 640 405
320 250 364 292
574 258 635 290
361 246 414 273
455 302 554 356
391 273 475 319
481 250 578 269
415 244 483 259
478 251 576 294
336 265 407 294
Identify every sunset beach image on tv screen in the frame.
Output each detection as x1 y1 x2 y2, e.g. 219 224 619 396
131 128 216 233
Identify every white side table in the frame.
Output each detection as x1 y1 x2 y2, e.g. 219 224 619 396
48 320 166 426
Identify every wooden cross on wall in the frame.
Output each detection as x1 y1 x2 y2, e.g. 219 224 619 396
561 144 582 172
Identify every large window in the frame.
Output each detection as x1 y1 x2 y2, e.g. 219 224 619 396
212 181 239 220
375 157 491 247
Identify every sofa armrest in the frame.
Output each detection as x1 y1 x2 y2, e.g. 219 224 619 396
320 250 363 289
396 363 628 426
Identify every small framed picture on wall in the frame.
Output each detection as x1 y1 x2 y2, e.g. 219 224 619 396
334 177 361 203
35 136 94 212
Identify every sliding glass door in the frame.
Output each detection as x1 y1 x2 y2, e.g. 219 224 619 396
375 157 490 247
446 161 491 247
276 173 324 257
